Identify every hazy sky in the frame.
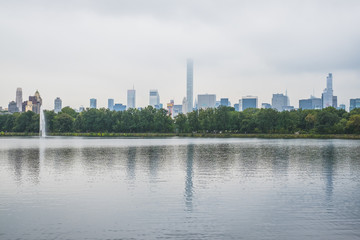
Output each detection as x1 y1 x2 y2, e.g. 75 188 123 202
1 0 360 110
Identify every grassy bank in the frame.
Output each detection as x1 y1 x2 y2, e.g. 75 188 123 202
1 131 360 139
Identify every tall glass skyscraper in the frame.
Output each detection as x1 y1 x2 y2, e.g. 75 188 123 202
127 89 136 109
90 98 97 109
108 98 114 111
322 73 333 108
16 88 22 112
186 59 193 113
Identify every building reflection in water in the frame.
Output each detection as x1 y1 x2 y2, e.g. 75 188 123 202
7 148 40 185
126 147 137 181
185 144 194 212
322 144 335 202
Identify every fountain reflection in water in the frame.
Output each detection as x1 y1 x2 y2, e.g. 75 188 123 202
39 107 46 137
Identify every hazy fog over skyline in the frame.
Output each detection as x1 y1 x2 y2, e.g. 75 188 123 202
1 0 360 110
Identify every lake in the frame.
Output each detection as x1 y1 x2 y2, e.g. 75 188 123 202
0 137 360 240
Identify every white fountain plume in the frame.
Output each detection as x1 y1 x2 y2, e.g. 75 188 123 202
40 107 46 137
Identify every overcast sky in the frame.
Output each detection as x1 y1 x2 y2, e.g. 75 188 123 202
1 0 360 110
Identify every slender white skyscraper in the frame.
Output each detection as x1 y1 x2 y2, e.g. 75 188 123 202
127 89 136 109
16 88 22 112
186 59 193 113
322 73 333 108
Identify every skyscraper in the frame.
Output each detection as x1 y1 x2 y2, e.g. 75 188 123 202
127 89 136 109
242 96 258 110
220 98 229 107
54 97 62 113
90 98 97 109
322 73 334 108
186 59 193 113
16 88 22 112
197 94 216 109
149 90 160 107
272 93 289 111
350 98 360 111
108 98 114 111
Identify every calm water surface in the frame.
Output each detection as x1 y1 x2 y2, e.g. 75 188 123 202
0 137 360 240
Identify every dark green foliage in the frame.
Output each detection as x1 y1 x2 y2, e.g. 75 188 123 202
0 106 359 134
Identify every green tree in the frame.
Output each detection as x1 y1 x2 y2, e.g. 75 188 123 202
54 113 74 132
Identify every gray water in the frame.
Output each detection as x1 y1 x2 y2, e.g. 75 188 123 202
0 137 360 240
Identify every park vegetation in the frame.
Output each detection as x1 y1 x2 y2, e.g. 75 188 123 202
0 106 360 135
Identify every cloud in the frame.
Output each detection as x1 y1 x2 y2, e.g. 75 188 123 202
0 0 359 109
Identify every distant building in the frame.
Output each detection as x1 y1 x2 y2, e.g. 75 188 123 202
338 104 346 110
173 105 182 117
108 99 114 111
238 99 243 111
90 98 97 109
186 59 193 113
16 88 22 112
127 89 136 109
54 97 62 113
350 98 360 111
79 106 85 112
282 106 295 111
272 93 289 111
242 96 258 110
26 90 42 114
234 103 239 112
332 96 338 108
167 100 174 116
149 90 160 107
113 104 126 112
220 98 229 107
8 101 18 113
198 94 216 109
215 101 221 108
322 73 334 108
182 97 187 113
261 103 272 109
299 96 322 110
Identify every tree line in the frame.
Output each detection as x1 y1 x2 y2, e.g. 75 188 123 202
0 106 360 134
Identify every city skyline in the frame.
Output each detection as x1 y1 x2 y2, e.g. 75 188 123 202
1 1 360 110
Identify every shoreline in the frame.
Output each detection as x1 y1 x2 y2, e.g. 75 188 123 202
1 132 360 139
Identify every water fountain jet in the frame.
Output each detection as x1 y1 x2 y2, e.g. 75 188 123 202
40 107 46 137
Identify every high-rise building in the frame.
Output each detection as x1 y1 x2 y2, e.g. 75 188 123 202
234 103 240 111
322 73 334 108
332 96 338 108
28 90 42 114
8 101 19 113
338 104 346 110
272 93 289 111
113 104 126 112
127 89 136 109
108 99 114 111
167 100 174 116
299 96 322 110
54 97 62 113
261 103 272 109
149 90 160 107
90 98 97 109
16 88 22 112
182 97 187 113
186 59 193 113
173 105 183 117
350 98 360 111
220 98 229 107
197 94 216 109
242 96 258 110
